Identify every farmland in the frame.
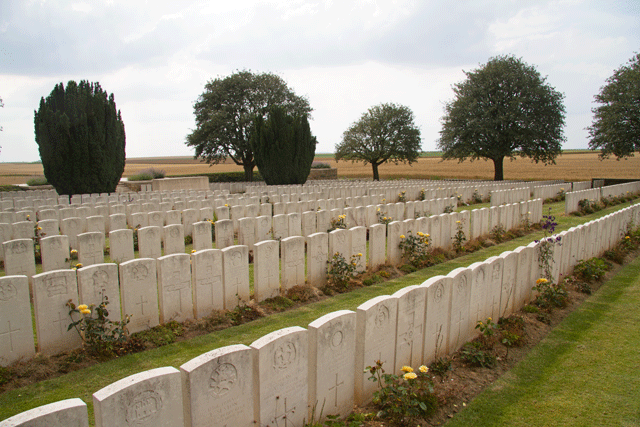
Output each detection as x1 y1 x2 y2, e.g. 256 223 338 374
1 151 638 186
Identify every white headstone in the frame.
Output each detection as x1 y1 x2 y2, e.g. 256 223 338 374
180 344 255 427
253 240 280 302
40 235 70 272
77 232 104 267
280 236 305 291
157 254 194 323
76 263 121 323
420 275 452 364
108 229 134 264
191 249 224 318
93 367 184 427
119 258 159 334
0 275 35 366
392 285 426 372
221 245 250 309
0 398 88 427
251 327 308 427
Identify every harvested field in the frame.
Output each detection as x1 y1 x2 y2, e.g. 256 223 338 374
1 151 638 186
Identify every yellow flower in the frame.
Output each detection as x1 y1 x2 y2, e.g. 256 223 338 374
77 304 88 311
536 278 548 284
80 308 91 315
383 217 387 220
456 220 461 224
70 249 78 255
75 263 83 269
417 232 424 236
487 317 492 322
377 207 381 211
224 204 228 207
401 365 413 373
425 234 430 237
36 226 42 231
403 372 417 380
191 249 197 253
26 215 30 219
357 253 363 257
625 236 630 239
400 235 405 239
419 365 428 373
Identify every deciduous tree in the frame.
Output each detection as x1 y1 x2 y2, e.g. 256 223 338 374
186 70 311 181
34 81 126 195
251 106 317 185
335 103 422 181
588 52 640 159
438 55 565 181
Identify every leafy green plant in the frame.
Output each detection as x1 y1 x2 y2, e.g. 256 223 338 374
397 190 406 202
577 198 601 215
472 188 483 204
328 214 347 232
399 231 431 267
573 257 612 282
460 341 496 368
327 252 361 290
490 224 507 243
367 360 438 425
533 277 568 309
429 357 452 378
452 219 467 252
443 204 455 213
475 317 498 349
419 188 426 201
66 295 131 357
377 207 392 225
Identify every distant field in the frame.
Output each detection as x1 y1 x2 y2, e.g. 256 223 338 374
1 151 638 185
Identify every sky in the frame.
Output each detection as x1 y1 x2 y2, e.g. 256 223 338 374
0 0 638 163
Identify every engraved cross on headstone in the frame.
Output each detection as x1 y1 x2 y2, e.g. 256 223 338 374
168 271 190 312
136 295 149 315
328 373 344 408
0 320 21 351
400 310 423 364
272 397 296 427
53 310 70 337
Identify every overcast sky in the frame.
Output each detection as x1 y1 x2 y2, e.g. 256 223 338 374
1 0 638 163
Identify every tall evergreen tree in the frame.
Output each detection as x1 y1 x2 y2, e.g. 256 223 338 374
34 81 126 195
251 106 317 185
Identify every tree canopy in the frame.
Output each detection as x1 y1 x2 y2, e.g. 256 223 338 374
334 103 422 181
34 81 126 195
251 106 317 185
437 55 566 181
588 52 640 159
186 70 312 181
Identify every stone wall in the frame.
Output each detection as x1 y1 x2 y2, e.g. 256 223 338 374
307 167 338 180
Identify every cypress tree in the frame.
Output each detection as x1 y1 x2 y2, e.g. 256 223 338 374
251 106 317 185
34 81 126 195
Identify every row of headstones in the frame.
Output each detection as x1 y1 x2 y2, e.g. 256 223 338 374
5 202 638 427
489 187 530 206
0 200 545 367
2 198 542 284
0 195 459 262
565 181 640 214
532 183 570 201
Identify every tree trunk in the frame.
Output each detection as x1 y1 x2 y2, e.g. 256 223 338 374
372 163 380 181
492 157 504 181
243 164 254 182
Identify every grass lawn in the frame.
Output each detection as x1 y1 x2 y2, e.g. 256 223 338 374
0 199 638 424
446 248 640 426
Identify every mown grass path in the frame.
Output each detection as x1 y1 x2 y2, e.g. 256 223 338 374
446 248 640 426
0 200 636 424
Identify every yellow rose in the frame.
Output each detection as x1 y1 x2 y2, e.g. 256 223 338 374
191 249 197 253
401 365 413 373
403 372 417 380
75 263 83 269
80 308 91 315
77 304 88 311
419 365 428 373
357 253 362 257
400 235 405 239
536 278 549 284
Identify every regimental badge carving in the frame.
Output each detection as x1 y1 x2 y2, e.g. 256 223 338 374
457 274 468 294
273 341 297 370
132 264 149 281
0 282 18 301
125 390 162 425
492 265 501 280
12 241 28 255
209 362 238 396
373 304 389 329
46 276 67 297
330 329 344 348
433 283 445 303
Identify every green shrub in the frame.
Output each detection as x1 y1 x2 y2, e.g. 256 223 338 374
573 257 612 282
128 168 166 181
460 341 496 368
310 161 331 169
26 176 48 186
